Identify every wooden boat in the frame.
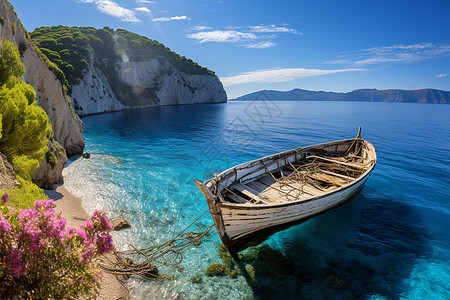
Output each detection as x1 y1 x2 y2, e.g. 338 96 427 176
194 128 376 253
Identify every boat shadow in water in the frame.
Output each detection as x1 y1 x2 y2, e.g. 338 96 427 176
232 193 431 299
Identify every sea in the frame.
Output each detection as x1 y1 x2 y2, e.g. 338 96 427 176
62 100 450 300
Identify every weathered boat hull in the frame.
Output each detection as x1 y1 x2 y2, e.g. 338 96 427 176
195 131 376 253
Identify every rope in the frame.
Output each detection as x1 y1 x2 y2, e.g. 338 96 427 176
99 209 216 281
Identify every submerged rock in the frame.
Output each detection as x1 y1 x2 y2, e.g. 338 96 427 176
324 269 346 289
240 244 295 276
206 264 226 277
190 276 203 284
226 269 238 279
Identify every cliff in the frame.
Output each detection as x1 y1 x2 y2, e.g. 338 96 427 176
0 0 84 188
71 55 226 116
234 88 450 104
31 26 227 116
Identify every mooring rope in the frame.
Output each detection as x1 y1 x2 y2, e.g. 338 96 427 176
99 209 216 281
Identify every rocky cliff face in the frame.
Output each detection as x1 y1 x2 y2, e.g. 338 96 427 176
71 58 126 116
0 0 84 188
0 1 84 155
0 152 18 190
72 53 227 116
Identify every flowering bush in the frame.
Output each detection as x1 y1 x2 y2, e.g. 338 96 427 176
0 193 113 299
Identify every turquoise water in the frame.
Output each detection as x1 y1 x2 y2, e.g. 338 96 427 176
62 101 450 299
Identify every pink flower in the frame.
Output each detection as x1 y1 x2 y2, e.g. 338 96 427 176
0 216 12 233
97 234 113 254
76 228 88 242
1 193 9 204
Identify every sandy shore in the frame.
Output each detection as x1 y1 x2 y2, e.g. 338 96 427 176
45 185 129 300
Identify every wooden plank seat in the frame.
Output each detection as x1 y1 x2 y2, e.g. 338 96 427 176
229 182 273 204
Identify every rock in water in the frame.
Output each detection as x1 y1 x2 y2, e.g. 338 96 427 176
206 264 226 277
190 276 203 284
111 217 131 231
324 269 346 289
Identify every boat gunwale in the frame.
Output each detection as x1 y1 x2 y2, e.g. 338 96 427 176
203 137 377 209
217 167 374 210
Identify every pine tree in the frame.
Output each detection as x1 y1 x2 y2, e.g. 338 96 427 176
0 40 52 180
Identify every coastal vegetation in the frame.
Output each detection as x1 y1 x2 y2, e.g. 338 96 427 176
0 195 113 298
0 40 52 208
30 26 215 95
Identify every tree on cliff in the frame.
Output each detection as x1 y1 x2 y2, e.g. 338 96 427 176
0 40 52 181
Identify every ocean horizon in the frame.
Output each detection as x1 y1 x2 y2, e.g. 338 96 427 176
62 100 450 299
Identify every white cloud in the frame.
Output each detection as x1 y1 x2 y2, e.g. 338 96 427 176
226 25 242 30
327 43 450 66
187 30 257 43
136 0 155 3
220 67 362 87
135 7 151 13
245 41 276 49
435 74 448 78
78 0 140 22
249 25 301 35
190 25 213 31
96 0 140 22
153 15 189 22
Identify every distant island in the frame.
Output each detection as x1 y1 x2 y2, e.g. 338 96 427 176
233 88 450 104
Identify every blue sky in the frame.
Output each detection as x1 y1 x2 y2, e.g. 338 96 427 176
12 0 450 99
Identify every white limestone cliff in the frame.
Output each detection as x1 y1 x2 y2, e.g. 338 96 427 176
71 59 126 116
71 55 227 116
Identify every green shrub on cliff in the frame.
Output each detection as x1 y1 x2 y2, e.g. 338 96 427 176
30 25 215 96
0 40 52 181
2 177 49 209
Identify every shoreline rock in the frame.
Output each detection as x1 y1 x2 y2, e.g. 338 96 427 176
110 216 131 231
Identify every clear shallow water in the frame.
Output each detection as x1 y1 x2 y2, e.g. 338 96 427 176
62 101 450 299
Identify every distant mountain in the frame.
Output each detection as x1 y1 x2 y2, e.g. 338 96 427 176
233 88 450 104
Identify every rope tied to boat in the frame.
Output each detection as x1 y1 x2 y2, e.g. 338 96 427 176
98 209 216 281
274 154 367 202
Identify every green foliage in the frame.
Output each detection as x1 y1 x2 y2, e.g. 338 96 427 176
0 17 4 26
20 23 29 40
0 40 24 83
1 177 49 209
32 45 68 88
30 25 215 97
0 40 52 181
45 151 57 169
11 156 40 182
18 41 27 57
9 22 15 35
